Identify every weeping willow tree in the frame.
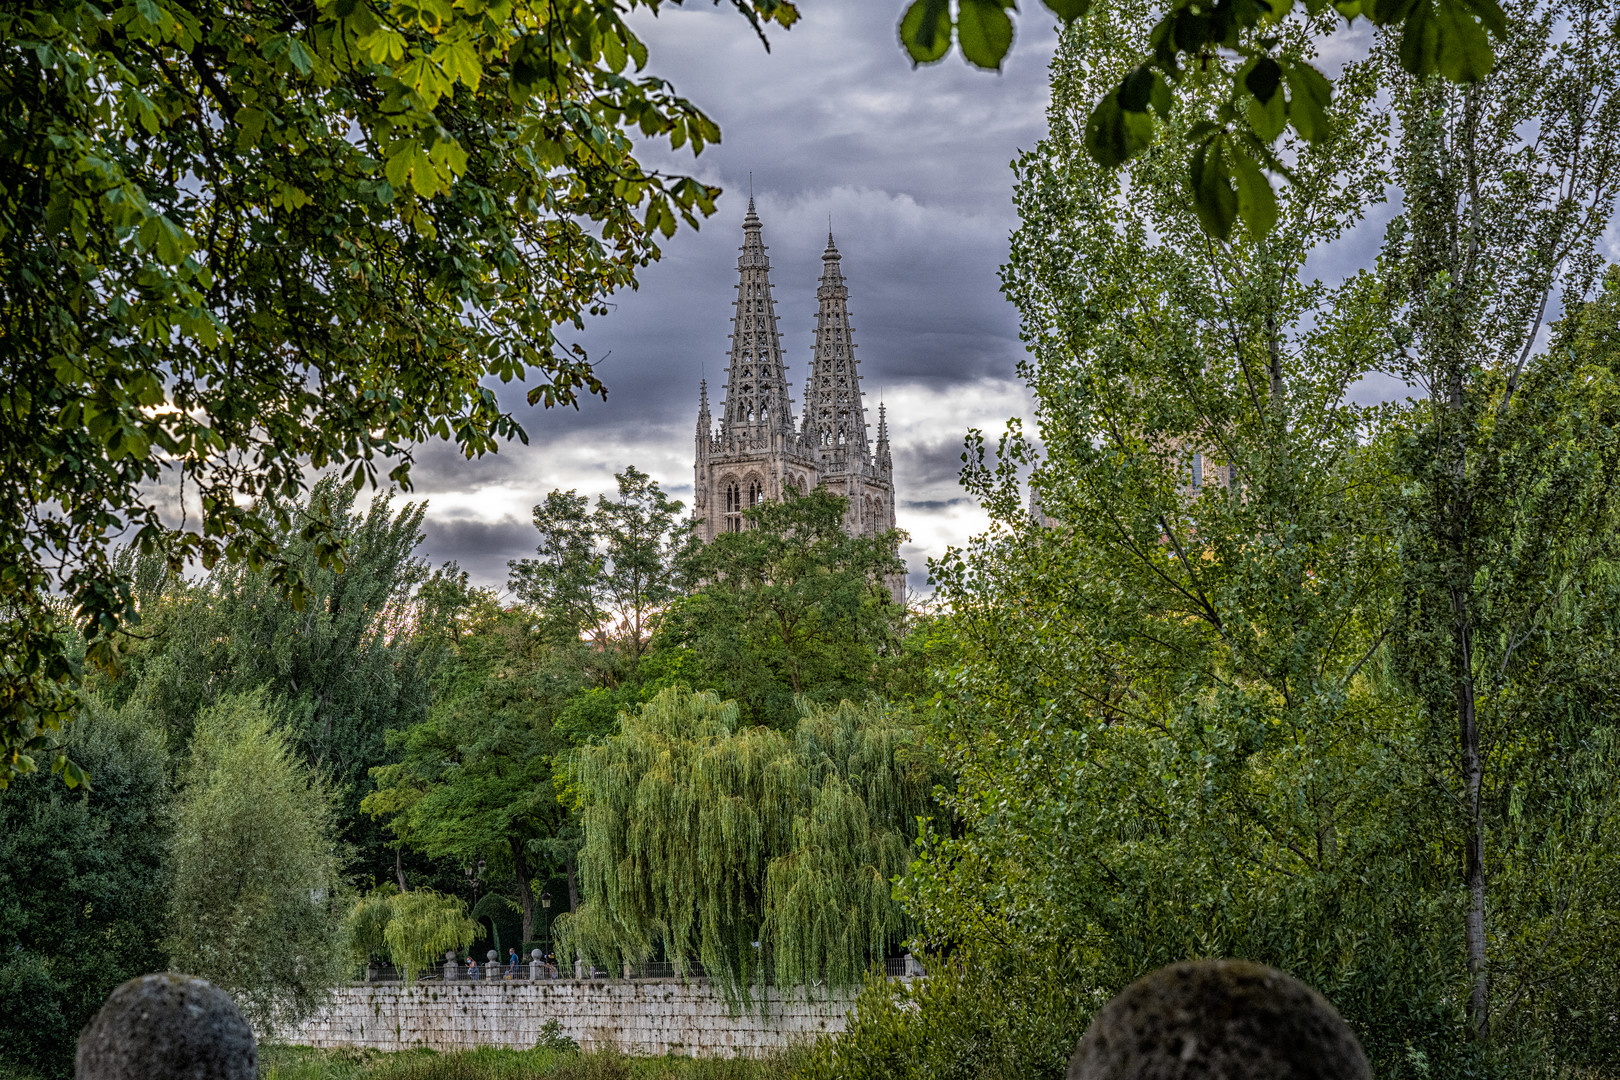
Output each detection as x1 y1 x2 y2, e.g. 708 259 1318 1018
344 888 484 984
554 688 934 1004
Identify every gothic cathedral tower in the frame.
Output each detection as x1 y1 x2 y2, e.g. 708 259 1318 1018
693 202 899 581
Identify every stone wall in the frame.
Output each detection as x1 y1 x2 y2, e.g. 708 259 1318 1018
280 979 862 1057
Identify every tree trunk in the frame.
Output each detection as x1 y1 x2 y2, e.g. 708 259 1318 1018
509 835 536 945
1455 612 1489 1039
566 856 581 912
395 847 408 892
1445 359 1488 1040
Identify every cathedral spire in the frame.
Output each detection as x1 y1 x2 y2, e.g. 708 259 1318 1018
697 378 711 436
802 231 869 469
720 202 794 440
876 401 891 471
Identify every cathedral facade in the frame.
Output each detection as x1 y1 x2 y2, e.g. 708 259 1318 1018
693 200 897 549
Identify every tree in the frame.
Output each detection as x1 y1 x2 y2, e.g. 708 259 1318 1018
0 700 169 1080
345 888 482 984
102 477 452 881
509 466 689 678
896 0 1508 242
509 490 604 650
364 601 579 944
1376 0 1620 1040
667 486 906 727
0 0 798 788
554 688 935 1005
889 0 1620 1074
166 692 347 1034
592 466 690 669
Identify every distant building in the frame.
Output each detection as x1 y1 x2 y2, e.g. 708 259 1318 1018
693 201 898 552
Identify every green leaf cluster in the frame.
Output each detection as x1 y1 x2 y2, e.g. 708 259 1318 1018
363 599 586 944
858 3 1620 1075
0 0 794 789
0 701 170 1080
666 486 909 728
93 477 451 883
509 465 691 673
165 691 348 1034
897 0 1506 242
555 688 936 1007
344 888 483 983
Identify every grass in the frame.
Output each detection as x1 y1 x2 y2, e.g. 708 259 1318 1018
258 1044 815 1080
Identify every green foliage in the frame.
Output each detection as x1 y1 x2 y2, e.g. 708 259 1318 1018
867 0 1620 1075
895 0 1507 241
0 0 797 788
167 692 347 1032
535 1019 580 1053
101 478 453 881
0 701 169 1080
555 688 934 1006
471 892 524 956
510 466 690 677
667 486 907 727
344 887 483 983
800 953 1098 1080
365 600 585 941
345 889 400 969
382 890 484 983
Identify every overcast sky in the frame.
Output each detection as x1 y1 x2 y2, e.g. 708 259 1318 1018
409 4 1059 594
405 4 1619 597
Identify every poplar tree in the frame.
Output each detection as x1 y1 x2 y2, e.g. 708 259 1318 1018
903 0 1620 1071
166 692 346 1033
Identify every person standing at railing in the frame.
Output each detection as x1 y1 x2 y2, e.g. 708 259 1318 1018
508 947 519 975
467 958 479 980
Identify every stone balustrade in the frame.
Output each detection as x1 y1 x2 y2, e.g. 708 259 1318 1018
277 977 860 1056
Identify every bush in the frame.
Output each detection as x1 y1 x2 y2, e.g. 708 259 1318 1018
0 699 170 1079
798 953 1095 1080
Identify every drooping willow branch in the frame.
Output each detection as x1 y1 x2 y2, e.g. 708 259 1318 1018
554 688 935 1008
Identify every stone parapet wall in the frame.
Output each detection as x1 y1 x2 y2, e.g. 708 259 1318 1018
280 979 861 1057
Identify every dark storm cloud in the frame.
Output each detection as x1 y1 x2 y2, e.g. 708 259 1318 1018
403 436 533 492
899 434 974 490
418 515 535 590
413 3 1058 584
903 498 973 513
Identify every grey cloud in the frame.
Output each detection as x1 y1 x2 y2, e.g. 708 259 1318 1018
898 435 972 490
418 515 536 590
414 4 1055 588
903 498 972 512
401 436 534 495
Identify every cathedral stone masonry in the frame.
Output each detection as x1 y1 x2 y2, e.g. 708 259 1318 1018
694 201 900 597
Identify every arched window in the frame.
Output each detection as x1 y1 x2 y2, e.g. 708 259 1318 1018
749 479 762 508
724 481 742 532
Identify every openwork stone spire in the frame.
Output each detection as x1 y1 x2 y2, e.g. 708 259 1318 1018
802 231 868 467
720 199 794 439
875 401 891 470
693 201 900 589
